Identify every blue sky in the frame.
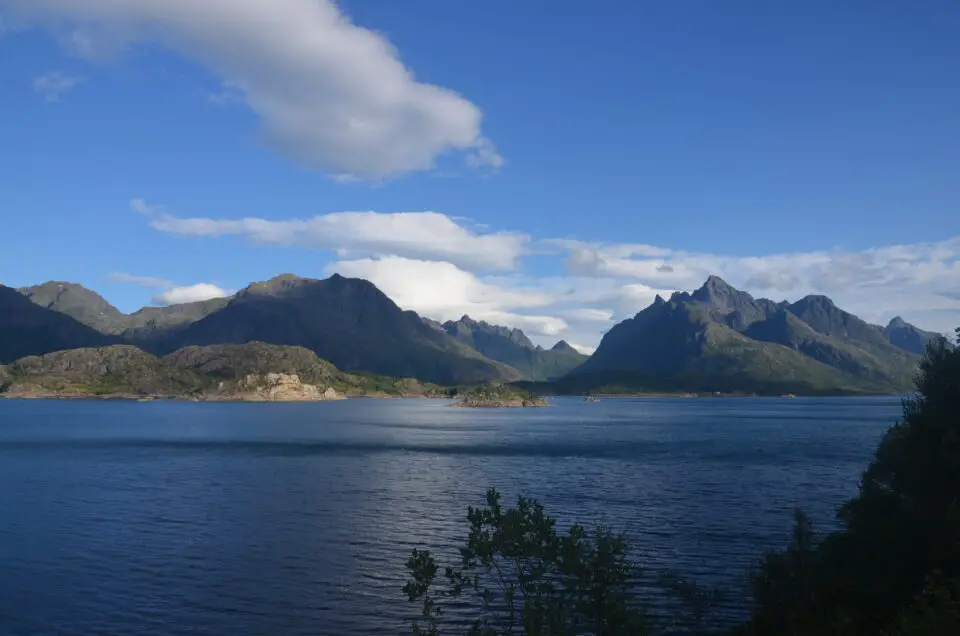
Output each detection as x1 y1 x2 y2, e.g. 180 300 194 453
1 0 958 350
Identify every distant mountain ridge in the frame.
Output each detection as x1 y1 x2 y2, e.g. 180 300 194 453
0 285 118 363
567 276 944 394
440 315 587 380
15 275 586 385
8 273 951 393
18 281 229 340
133 274 522 385
883 316 945 355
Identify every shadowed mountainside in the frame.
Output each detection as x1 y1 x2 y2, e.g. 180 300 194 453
440 315 587 380
0 285 118 364
565 276 934 394
140 274 521 385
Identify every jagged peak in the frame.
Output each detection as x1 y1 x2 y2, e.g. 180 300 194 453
272 273 307 282
887 316 909 329
239 272 385 299
551 339 576 352
20 280 110 298
23 280 86 290
704 274 734 288
792 294 838 311
692 275 744 301
653 294 666 306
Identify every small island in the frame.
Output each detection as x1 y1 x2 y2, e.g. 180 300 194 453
448 383 549 408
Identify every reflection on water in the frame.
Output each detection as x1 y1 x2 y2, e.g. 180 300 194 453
0 396 900 634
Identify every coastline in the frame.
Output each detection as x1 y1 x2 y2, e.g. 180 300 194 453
0 391 899 402
0 392 443 402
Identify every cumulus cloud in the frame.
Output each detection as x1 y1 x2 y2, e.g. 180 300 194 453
152 283 230 306
552 237 960 334
567 343 597 355
110 271 231 306
325 257 566 336
133 197 960 343
5 0 500 178
32 71 84 101
148 208 528 272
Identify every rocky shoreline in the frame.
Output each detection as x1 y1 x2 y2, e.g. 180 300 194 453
449 399 549 408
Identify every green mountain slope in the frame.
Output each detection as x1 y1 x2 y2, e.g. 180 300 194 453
441 315 587 380
163 342 347 385
18 281 126 333
3 345 205 395
18 281 228 340
144 274 519 385
0 342 447 398
567 277 922 394
0 285 118 363
122 297 231 341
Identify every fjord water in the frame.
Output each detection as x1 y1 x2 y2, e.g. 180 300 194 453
0 397 900 634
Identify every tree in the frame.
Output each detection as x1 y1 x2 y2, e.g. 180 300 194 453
741 330 960 635
403 488 649 635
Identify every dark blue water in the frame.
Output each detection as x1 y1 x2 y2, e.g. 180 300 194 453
0 396 902 635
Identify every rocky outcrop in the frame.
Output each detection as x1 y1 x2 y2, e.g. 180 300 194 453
446 383 549 408
449 396 549 408
206 372 344 402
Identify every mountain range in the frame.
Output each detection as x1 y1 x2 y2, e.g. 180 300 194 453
8 274 582 385
566 275 945 394
3 273 951 395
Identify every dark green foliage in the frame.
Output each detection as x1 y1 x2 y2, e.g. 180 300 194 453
1 342 444 398
442 316 587 381
163 342 344 385
884 575 960 636
0 285 117 363
740 330 960 635
657 574 728 634
7 345 206 396
403 489 648 635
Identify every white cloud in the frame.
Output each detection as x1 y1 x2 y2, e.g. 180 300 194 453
111 271 231 306
325 257 566 336
134 196 960 343
129 198 165 216
32 71 84 101
567 343 596 355
108 272 172 288
562 308 615 324
151 283 230 306
551 237 960 335
148 208 528 272
6 0 500 178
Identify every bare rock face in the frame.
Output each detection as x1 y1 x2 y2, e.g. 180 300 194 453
223 373 344 401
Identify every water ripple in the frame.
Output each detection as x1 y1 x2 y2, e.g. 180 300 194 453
0 397 900 634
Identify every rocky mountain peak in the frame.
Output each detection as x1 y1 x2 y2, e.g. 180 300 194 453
18 280 125 333
887 316 908 329
691 275 754 313
551 340 578 353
